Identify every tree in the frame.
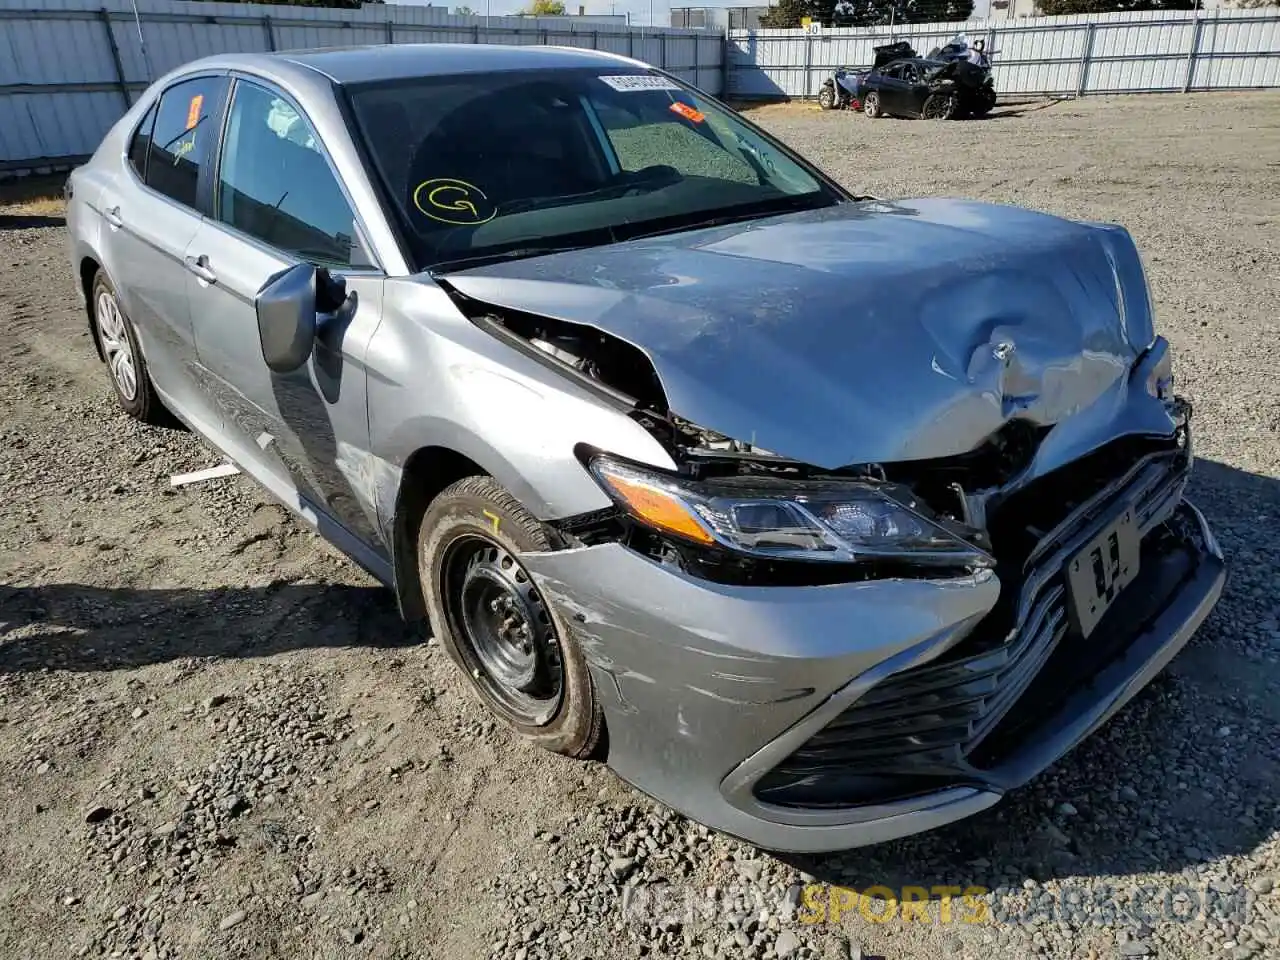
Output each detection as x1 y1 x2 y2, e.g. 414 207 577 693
520 0 567 13
764 0 975 29
838 0 964 25
760 0 819 27
455 3 476 12
1228 0 1275 6
1036 0 1194 13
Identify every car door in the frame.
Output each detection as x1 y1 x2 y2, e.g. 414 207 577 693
868 64 902 113
185 76 387 556
98 74 230 434
899 63 931 117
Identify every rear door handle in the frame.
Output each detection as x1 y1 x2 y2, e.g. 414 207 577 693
103 205 123 229
184 254 217 285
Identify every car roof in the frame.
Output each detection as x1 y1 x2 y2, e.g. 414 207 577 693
190 43 641 87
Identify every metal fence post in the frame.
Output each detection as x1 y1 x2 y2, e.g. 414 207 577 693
1075 21 1095 98
263 15 276 51
592 29 599 52
385 18 394 44
473 23 480 44
721 31 729 99
1182 10 1205 93
803 29 812 99
660 32 667 69
98 8 132 110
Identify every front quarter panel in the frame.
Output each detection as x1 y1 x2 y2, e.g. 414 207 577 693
366 277 678 537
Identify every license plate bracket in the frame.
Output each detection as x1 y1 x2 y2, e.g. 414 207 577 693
1065 506 1141 638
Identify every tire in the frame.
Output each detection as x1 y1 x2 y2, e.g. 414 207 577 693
91 271 168 424
862 91 882 119
817 85 836 110
418 475 603 759
922 92 958 121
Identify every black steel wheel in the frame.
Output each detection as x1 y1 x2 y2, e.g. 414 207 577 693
418 475 604 758
442 536 563 724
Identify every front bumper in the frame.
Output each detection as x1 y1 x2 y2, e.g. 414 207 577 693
523 495 1223 853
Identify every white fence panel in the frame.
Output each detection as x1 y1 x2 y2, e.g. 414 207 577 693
727 8 1280 100
0 0 724 173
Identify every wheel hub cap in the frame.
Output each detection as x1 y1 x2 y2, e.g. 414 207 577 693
96 290 138 401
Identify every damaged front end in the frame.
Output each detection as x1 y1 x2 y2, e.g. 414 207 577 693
432 202 1223 848
441 280 1002 588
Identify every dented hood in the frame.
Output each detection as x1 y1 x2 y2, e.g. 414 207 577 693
442 198 1156 469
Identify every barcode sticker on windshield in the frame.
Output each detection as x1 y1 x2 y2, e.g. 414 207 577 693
599 75 682 92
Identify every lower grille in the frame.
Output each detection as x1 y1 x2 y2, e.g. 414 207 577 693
754 443 1190 809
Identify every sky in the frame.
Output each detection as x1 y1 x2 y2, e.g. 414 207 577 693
399 0 991 28
398 0 748 27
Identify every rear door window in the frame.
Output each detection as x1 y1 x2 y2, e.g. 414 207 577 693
145 76 230 209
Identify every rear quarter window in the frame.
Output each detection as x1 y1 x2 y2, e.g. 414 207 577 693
145 75 230 209
127 103 157 181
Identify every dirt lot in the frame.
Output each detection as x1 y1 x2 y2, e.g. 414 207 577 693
1 91 1278 960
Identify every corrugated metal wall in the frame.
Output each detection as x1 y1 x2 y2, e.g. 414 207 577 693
0 0 725 173
727 8 1280 100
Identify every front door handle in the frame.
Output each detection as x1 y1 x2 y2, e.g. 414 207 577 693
103 205 123 229
184 254 217 285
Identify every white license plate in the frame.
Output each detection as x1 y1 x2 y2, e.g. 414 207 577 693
1065 506 1141 638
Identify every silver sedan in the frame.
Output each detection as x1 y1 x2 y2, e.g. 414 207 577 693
65 43 1224 852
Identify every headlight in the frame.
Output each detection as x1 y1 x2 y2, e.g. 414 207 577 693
588 456 990 567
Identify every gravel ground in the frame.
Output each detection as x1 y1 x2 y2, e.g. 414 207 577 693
1 91 1278 960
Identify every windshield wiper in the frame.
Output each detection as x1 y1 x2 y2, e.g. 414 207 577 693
496 175 672 217
428 244 592 274
627 192 832 242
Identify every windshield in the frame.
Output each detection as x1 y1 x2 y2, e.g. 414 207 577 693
345 67 843 270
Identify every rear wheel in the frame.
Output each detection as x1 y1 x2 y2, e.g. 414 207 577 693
91 271 167 424
862 91 883 119
418 475 603 759
818 84 836 110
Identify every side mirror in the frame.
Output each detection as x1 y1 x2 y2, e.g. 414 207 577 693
256 263 318 373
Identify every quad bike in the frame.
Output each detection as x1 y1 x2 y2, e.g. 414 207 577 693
817 67 865 111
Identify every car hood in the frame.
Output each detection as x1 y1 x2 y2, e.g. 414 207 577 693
441 198 1156 470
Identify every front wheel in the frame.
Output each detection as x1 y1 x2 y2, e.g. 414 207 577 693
922 92 958 120
971 87 996 117
818 84 836 110
862 91 883 119
418 475 604 759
